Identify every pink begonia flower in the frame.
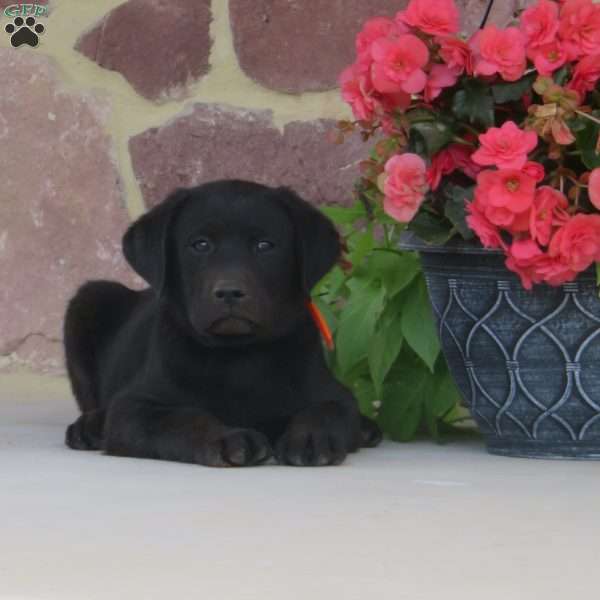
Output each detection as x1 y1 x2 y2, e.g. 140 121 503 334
438 37 473 75
472 121 538 170
339 64 411 122
424 63 460 102
588 168 600 210
505 239 545 290
523 161 545 182
383 153 429 223
397 0 460 37
355 17 408 74
558 0 600 59
548 213 600 273
530 40 568 75
466 199 507 250
568 53 600 97
356 17 405 56
520 0 560 50
474 169 536 230
533 256 578 286
426 144 481 190
339 65 377 121
470 26 527 82
529 186 569 246
370 35 429 94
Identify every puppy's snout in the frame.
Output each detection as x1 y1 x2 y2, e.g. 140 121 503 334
213 281 247 304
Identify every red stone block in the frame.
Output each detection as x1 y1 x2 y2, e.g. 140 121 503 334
0 50 136 373
230 0 404 93
76 0 212 102
129 104 366 208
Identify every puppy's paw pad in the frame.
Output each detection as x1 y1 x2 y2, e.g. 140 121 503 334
276 427 348 467
203 429 272 467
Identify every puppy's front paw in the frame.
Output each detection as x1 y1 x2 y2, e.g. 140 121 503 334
200 429 272 467
65 411 105 450
360 415 383 448
276 425 348 467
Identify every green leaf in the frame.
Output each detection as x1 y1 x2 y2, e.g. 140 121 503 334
553 65 569 87
313 265 346 303
452 79 495 129
491 73 536 104
320 202 367 225
376 355 462 442
574 113 600 170
409 120 455 158
443 184 475 240
352 378 378 419
336 357 370 384
407 209 454 245
367 250 420 297
424 365 462 439
401 277 440 371
368 294 405 398
347 225 375 268
405 107 437 123
377 366 432 441
428 367 462 418
336 281 386 374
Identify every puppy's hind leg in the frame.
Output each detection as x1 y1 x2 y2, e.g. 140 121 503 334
64 281 138 450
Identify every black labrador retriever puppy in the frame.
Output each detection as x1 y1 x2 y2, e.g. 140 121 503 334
64 180 381 467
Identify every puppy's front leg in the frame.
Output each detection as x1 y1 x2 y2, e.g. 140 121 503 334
105 394 272 467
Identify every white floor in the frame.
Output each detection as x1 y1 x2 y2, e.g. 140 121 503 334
1 378 599 600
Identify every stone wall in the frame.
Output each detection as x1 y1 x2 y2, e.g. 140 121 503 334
0 0 525 374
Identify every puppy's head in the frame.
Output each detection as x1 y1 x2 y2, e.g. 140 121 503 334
123 180 340 345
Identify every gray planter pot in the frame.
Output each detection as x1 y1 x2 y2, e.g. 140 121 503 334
402 233 600 459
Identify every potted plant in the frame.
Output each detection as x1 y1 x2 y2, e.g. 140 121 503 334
334 0 600 458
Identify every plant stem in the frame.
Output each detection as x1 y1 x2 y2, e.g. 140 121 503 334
459 123 481 138
452 136 475 146
575 109 600 126
383 223 391 248
479 0 495 29
389 224 397 246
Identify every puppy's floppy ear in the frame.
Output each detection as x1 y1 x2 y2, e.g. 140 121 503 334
276 187 341 295
122 189 189 295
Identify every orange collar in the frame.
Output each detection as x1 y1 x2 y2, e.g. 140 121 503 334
307 300 334 351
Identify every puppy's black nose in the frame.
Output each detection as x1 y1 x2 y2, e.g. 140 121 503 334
213 283 246 304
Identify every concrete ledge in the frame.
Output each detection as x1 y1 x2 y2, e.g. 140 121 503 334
1 384 598 599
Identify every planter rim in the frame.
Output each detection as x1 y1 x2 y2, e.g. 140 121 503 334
399 231 503 256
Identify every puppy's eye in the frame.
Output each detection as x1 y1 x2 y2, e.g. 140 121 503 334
190 239 212 254
256 240 274 253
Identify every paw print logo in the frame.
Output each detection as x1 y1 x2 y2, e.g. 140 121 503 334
5 16 45 48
